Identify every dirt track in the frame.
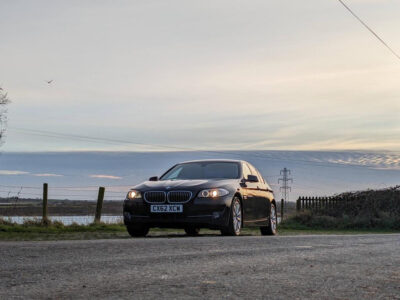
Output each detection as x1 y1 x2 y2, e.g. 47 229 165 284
1 234 399 299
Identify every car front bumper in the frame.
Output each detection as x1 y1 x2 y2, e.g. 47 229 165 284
123 195 232 229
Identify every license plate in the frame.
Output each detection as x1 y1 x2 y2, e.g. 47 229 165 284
150 204 183 213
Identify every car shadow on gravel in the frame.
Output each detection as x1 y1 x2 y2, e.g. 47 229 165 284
144 232 254 238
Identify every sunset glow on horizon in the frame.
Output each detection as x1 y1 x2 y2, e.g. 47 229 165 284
1 0 399 152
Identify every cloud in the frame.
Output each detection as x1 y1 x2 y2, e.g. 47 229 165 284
2 0 400 152
0 170 29 175
33 173 63 177
89 174 122 180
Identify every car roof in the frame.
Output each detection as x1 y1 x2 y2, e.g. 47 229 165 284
179 159 245 164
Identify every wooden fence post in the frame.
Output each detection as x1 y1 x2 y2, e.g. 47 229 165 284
42 183 48 224
281 199 284 221
296 198 301 211
94 187 105 224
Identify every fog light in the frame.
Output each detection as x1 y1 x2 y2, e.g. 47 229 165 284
213 212 220 218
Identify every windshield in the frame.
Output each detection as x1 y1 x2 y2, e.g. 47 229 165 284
160 162 240 180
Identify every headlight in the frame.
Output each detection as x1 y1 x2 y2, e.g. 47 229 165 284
198 188 229 198
127 190 142 200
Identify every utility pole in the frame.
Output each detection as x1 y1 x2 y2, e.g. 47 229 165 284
278 168 293 203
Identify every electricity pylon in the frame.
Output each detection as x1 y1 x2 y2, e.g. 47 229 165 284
278 168 293 203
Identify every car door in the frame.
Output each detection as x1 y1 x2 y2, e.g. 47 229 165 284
248 164 270 223
240 162 258 223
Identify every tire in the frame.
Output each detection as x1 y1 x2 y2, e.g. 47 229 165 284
260 203 277 236
184 227 200 236
220 196 242 236
126 224 149 237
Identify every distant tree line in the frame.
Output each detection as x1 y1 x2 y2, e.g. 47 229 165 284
0 87 10 145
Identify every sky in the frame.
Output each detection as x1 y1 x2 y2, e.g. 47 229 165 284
0 0 399 152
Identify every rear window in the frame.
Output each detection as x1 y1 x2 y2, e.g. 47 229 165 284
160 162 240 180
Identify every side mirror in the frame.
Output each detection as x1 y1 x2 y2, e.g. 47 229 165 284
149 176 158 181
246 175 259 183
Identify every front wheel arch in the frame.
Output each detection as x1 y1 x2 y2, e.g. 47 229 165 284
271 199 277 214
260 201 277 236
221 195 242 236
233 193 244 228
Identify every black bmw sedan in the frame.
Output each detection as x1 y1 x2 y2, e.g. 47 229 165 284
123 159 277 237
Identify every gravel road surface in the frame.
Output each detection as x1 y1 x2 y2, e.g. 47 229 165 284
1 234 399 299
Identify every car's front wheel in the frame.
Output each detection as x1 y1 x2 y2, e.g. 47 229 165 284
260 203 277 235
126 224 149 237
221 196 242 236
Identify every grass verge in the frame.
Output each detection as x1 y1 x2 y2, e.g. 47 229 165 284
0 218 398 241
280 210 400 231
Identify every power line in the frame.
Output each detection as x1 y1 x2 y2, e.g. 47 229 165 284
8 127 387 171
0 184 41 189
10 127 193 151
337 0 400 61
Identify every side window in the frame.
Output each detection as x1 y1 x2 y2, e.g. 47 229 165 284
248 164 262 183
242 163 252 179
257 171 266 184
255 169 265 184
248 164 270 189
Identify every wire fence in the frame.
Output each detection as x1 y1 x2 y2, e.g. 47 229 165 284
0 184 129 201
0 183 126 224
1 215 123 225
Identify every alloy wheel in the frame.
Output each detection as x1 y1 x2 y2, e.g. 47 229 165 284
270 204 277 232
232 199 242 234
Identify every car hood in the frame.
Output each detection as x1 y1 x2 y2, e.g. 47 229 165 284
132 179 238 191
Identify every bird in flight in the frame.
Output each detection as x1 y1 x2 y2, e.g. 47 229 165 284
46 80 53 84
